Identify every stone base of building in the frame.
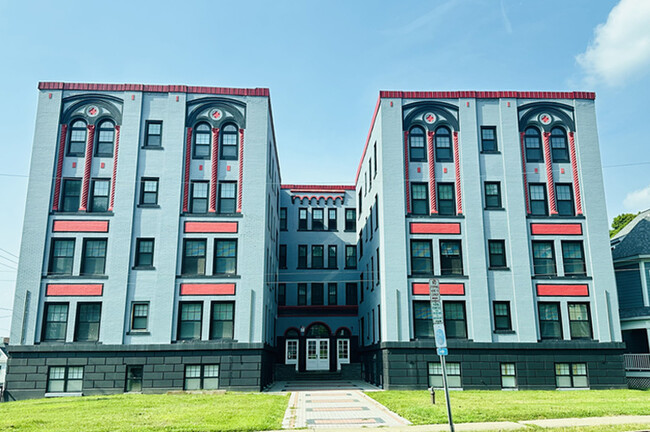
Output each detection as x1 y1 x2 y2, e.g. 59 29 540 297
4 342 274 401
359 340 628 390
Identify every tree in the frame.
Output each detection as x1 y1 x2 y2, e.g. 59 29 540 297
610 212 639 238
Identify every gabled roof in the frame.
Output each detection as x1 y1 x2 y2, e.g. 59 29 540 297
611 209 650 260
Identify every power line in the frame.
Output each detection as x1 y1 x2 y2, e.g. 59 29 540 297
0 248 19 259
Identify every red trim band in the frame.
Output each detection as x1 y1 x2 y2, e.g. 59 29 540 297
536 284 589 296
404 131 411 214
180 283 236 296
568 132 583 215
182 127 192 213
542 132 558 215
53 220 109 232
108 125 120 212
79 125 95 211
520 132 531 214
237 129 244 213
39 82 270 96
46 284 103 296
209 128 220 213
453 131 462 214
530 223 582 235
52 124 68 212
379 90 595 100
410 222 461 234
282 184 355 191
412 283 465 295
184 221 238 233
427 131 437 214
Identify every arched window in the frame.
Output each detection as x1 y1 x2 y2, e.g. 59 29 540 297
524 127 543 162
95 120 115 157
305 323 330 337
409 126 426 161
550 127 569 162
68 120 87 156
285 328 300 338
335 327 351 337
193 123 211 158
435 126 452 162
220 124 238 160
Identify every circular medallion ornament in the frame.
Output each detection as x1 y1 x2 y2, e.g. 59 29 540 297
424 112 436 124
210 109 223 120
538 113 552 125
86 106 99 117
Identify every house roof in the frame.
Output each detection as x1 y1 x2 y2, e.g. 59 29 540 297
611 209 650 260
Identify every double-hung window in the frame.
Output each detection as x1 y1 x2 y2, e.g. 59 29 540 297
538 302 562 340
437 183 455 216
555 363 588 388
140 178 159 205
210 302 234 339
556 184 575 216
411 183 429 215
444 301 467 338
409 126 426 161
277 284 286 306
345 245 357 269
74 302 101 342
484 182 502 209
49 239 75 275
182 239 206 275
435 126 453 162
328 209 337 230
312 209 324 230
42 303 68 342
220 124 238 160
550 127 569 162
488 240 507 269
214 239 237 275
328 283 337 305
47 366 83 393
280 208 287 230
126 366 143 392
61 179 81 212
144 120 162 147
81 239 107 275
524 127 543 162
440 240 463 275
68 120 87 156
90 179 110 212
135 238 154 268
481 126 497 152
413 301 433 338
501 364 516 388
429 362 461 388
193 123 211 158
345 209 356 231
297 245 307 268
532 241 556 276
493 301 512 331
95 121 115 157
411 240 433 275
279 245 287 269
311 283 324 305
328 245 337 269
568 303 592 339
562 241 586 276
190 181 209 213
130 303 149 331
297 284 307 305
218 182 236 214
529 184 548 216
311 245 324 269
185 364 219 390
178 302 202 340
298 208 308 230
345 283 358 305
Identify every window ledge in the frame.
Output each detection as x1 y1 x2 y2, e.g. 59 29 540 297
344 267 357 270
489 267 510 271
527 215 586 220
132 266 156 271
42 275 109 280
532 275 592 280
141 146 164 150
481 151 501 155
407 214 465 219
181 213 243 218
409 274 468 279
126 331 151 335
176 274 241 279
51 211 114 216
138 204 160 209
494 330 516 334
485 207 506 211
45 392 83 398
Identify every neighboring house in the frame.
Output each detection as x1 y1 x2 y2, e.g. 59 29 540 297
0 342 7 397
611 209 650 353
5 83 626 400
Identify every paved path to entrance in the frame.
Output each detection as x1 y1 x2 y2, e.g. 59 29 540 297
268 380 411 429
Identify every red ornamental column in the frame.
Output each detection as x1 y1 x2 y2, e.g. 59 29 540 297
52 124 68 211
182 127 193 213
108 125 120 212
209 128 220 213
237 129 244 213
568 132 583 215
427 131 437 214
403 131 410 213
520 132 531 214
79 124 95 211
453 131 462 214
542 131 558 214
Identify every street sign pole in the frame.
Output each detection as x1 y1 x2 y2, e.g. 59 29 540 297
429 279 454 432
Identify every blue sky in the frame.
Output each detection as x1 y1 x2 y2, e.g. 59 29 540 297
1 0 649 336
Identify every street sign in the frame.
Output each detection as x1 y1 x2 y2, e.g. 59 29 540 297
434 324 447 349
429 279 454 432
437 347 448 356
429 279 444 325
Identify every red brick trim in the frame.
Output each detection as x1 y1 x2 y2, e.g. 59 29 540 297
410 222 461 234
379 91 595 100
108 125 120 212
79 125 95 211
180 283 236 295
46 284 103 296
184 221 238 233
209 128 220 213
182 127 192 213
530 223 582 235
412 283 465 295
39 82 269 96
53 220 109 232
536 284 589 296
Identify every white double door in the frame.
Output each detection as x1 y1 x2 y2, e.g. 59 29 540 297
306 338 330 370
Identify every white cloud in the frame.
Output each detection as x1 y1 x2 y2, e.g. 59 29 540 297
500 0 512 34
576 0 650 86
623 184 650 212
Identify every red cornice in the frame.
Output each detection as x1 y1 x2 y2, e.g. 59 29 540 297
281 184 355 191
379 90 596 100
38 82 270 97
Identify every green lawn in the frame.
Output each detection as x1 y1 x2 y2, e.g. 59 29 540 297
527 426 650 432
367 390 650 425
0 392 289 432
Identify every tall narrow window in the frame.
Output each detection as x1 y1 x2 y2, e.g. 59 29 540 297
328 283 337 305
538 302 562 340
49 239 75 275
182 239 206 275
374 195 379 230
440 240 463 275
444 301 467 338
484 182 502 209
178 302 202 340
411 240 433 275
90 179 110 212
345 209 356 231
193 123 211 158
551 127 569 162
130 303 149 331
74 302 101 342
328 245 337 269
532 241 556 276
311 245 324 269
214 240 237 275
134 238 154 268
568 303 592 339
220 124 238 160
279 245 287 269
311 283 324 305
435 126 453 162
42 303 68 342
297 284 307 306
210 302 234 339
411 183 429 215
298 245 307 268
413 301 433 338
373 142 378 176
140 178 159 205
144 120 162 147
96 121 115 157
61 179 81 212
524 127 543 162
218 182 236 214
346 283 358 305
126 366 143 392
481 126 497 152
345 245 357 269
376 247 381 284
190 181 209 213
298 208 308 230
488 240 507 268
556 184 575 216
312 209 324 230
278 284 286 306
562 241 586 276
280 207 287 230
68 120 87 155
409 126 426 161
437 183 456 216
529 184 548 216
493 301 512 331
328 208 337 230
81 239 107 275
501 364 516 388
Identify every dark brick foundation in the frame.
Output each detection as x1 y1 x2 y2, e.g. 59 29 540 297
359 340 627 390
4 342 274 401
